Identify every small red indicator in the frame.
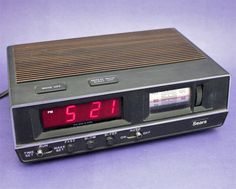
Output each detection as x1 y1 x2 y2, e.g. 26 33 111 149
41 98 121 129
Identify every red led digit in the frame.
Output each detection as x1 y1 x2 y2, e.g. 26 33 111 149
66 105 76 123
89 101 102 118
111 99 117 114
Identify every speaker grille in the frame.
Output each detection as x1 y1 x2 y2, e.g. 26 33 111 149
12 28 205 83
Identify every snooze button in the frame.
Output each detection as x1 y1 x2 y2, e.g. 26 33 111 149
35 83 67 94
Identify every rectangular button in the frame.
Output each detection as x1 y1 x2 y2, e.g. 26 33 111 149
35 83 67 94
88 75 119 86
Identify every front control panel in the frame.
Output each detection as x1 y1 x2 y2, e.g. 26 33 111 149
17 111 227 163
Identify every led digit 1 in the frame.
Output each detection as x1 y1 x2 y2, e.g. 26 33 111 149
111 99 117 114
90 101 102 118
66 105 76 123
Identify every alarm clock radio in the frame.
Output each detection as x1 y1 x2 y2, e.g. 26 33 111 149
7 28 230 163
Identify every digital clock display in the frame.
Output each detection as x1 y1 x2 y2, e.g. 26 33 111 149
41 98 121 129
